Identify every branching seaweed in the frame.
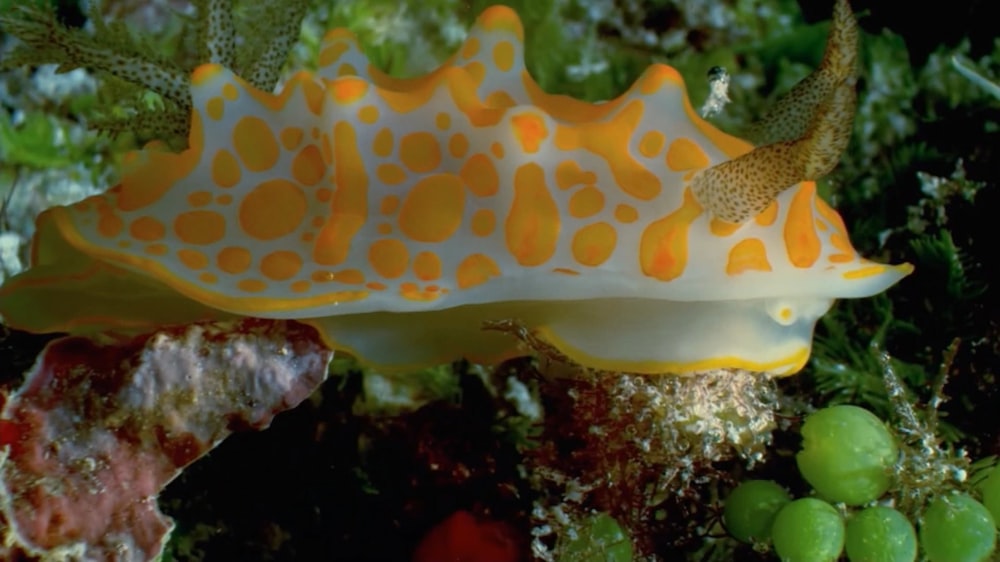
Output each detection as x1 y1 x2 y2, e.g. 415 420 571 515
0 0 310 148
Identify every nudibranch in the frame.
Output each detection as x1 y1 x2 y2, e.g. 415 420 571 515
0 1 911 375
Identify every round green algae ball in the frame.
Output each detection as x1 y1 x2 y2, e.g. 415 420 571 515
771 498 845 562
796 405 898 505
845 505 917 562
977 464 1000 525
920 492 996 562
722 480 791 543
557 512 633 562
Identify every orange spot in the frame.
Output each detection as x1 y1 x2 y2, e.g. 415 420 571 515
568 186 605 219
292 145 325 186
709 218 741 237
98 213 124 238
221 83 239 100
174 210 226 245
506 163 559 266
471 209 496 237
239 179 307 241
376 164 407 185
843 265 888 279
211 149 241 188
485 91 517 108
665 138 710 171
358 105 379 124
491 142 504 158
828 232 855 263
456 253 501 289
755 202 779 226
260 250 303 281
368 239 409 279
413 251 442 281
460 154 499 197
435 112 451 130
187 190 213 207
614 204 638 224
366 281 387 291
784 184 821 268
639 188 702 281
217 246 252 274
400 132 442 173
332 76 368 104
281 127 304 150
129 216 165 242
290 280 312 293
572 222 617 267
726 238 772 275
493 41 516 72
373 128 394 157
399 175 465 243
145 243 168 256
315 122 368 266
315 188 332 202
461 36 480 59
233 116 280 172
449 133 469 158
554 100 660 200
334 269 366 284
477 5 525 41
400 282 441 302
639 131 665 158
337 63 357 77
511 112 548 153
177 248 209 270
301 79 325 114
199 272 218 284
238 279 268 293
206 97 224 120
555 160 597 190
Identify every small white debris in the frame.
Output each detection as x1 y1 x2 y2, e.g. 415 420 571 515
504 377 542 421
700 66 731 117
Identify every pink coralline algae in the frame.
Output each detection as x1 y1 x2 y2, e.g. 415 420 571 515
0 319 332 561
